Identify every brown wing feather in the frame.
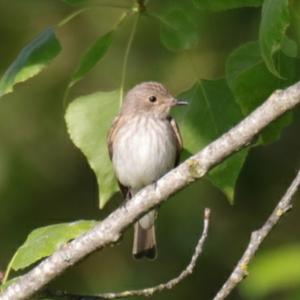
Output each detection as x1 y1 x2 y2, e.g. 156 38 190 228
168 117 183 166
107 115 129 199
107 115 120 160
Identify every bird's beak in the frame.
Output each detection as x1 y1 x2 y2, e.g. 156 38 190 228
173 99 189 106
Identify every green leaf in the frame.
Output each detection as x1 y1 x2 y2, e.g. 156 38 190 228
259 0 290 77
226 41 300 144
11 220 96 271
0 28 61 97
240 244 300 299
174 79 248 202
65 90 119 208
159 8 199 51
0 277 20 292
70 31 113 87
281 36 298 58
193 0 262 11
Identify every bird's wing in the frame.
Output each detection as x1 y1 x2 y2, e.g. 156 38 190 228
107 115 130 199
168 117 183 166
107 115 120 160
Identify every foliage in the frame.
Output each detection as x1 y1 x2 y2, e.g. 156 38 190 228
259 0 290 77
2 221 96 284
65 91 119 208
69 31 114 88
0 0 299 294
0 28 61 97
159 8 199 51
175 79 248 201
193 0 263 11
226 41 300 143
240 244 300 299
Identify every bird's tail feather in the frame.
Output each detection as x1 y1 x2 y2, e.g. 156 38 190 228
133 222 157 260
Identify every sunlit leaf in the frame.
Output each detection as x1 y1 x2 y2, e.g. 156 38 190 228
11 220 96 271
0 28 61 97
159 8 199 51
65 90 119 208
193 0 262 11
240 244 300 299
259 0 290 77
174 79 248 203
70 31 113 87
226 41 300 144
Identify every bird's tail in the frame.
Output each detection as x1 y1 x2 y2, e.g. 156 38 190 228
132 211 157 260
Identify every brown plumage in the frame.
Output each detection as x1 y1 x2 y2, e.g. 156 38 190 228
107 82 186 259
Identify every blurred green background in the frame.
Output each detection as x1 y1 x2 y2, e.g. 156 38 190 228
0 1 300 299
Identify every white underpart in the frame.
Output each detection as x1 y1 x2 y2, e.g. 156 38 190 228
112 115 177 190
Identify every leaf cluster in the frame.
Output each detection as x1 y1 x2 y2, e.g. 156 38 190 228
0 0 299 296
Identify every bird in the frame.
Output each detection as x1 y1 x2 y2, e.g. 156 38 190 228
107 82 187 259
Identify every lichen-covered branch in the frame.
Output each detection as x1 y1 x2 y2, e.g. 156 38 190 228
1 82 300 300
48 208 210 300
213 169 300 300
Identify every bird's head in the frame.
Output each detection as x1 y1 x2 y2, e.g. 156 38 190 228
122 82 188 118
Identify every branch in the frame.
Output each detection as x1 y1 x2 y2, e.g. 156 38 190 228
213 169 300 300
48 208 210 299
1 82 300 300
136 0 146 12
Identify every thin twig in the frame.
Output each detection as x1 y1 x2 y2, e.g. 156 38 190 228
213 169 300 300
119 13 140 107
1 82 300 300
137 0 146 12
49 208 211 300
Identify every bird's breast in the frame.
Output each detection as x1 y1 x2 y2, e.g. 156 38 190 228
112 116 177 189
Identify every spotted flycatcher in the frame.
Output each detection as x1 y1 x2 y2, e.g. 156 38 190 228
108 82 187 259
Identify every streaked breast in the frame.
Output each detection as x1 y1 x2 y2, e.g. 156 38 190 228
112 116 177 189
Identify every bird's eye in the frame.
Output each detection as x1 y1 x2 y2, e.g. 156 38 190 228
149 96 157 102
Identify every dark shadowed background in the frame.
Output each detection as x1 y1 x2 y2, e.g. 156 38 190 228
0 1 300 299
